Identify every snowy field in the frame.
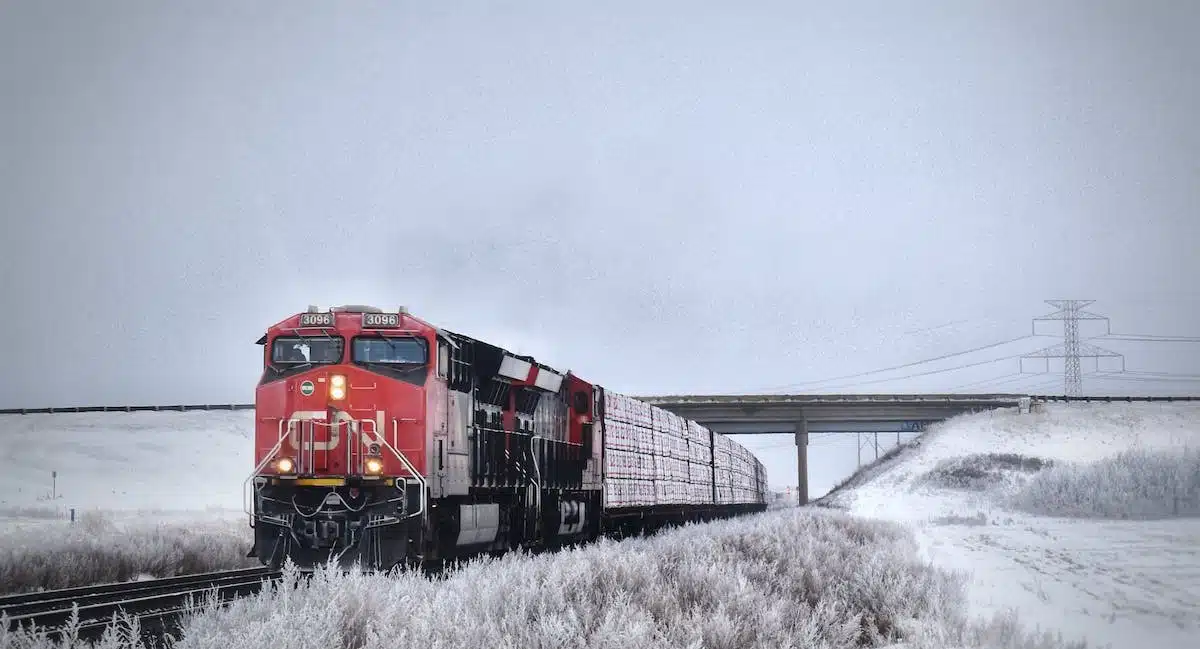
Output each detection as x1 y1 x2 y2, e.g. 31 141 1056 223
0 411 257 593
822 402 1200 649
0 410 253 516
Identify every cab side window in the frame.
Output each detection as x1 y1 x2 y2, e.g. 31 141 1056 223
438 341 450 379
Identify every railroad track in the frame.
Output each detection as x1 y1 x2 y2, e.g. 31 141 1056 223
0 567 282 643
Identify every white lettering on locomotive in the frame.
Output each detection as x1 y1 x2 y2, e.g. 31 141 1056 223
286 410 388 452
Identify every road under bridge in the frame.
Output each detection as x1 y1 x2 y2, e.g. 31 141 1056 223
637 393 1030 506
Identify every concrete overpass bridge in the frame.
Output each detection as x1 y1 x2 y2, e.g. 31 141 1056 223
637 393 1030 505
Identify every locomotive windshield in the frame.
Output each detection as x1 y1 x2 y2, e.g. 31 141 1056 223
352 337 427 364
351 336 429 385
270 336 344 365
260 335 345 383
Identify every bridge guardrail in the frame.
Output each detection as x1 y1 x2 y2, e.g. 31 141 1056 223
1029 395 1198 403
637 393 1031 405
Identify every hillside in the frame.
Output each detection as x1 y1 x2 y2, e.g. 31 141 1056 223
821 401 1200 649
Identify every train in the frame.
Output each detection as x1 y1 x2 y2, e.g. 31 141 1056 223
246 305 768 571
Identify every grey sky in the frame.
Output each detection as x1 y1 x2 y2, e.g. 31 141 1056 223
2 2 1198 493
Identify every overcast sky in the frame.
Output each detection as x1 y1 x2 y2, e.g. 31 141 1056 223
2 2 1198 494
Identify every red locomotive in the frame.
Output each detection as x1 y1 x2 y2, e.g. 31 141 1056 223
246 305 767 570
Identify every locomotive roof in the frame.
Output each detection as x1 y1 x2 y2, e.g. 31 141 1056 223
258 306 572 380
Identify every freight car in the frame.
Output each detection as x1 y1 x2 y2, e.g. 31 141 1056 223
246 305 767 571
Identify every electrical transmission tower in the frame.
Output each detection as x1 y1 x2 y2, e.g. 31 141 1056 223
1022 300 1123 396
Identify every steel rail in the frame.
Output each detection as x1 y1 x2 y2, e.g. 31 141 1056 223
1 568 282 643
0 566 271 609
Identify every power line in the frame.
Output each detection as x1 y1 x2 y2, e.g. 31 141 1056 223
947 371 1055 391
1088 373 1200 383
1096 334 1200 343
1121 370 1200 379
903 319 970 335
757 438 844 450
946 372 1024 391
754 334 1039 392
950 372 1065 393
792 348 1037 392
1024 376 1077 391
747 303 1195 396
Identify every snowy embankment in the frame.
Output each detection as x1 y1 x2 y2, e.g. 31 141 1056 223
0 411 256 593
820 402 1200 649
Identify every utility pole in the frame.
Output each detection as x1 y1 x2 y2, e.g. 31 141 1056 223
1022 300 1123 396
873 432 879 461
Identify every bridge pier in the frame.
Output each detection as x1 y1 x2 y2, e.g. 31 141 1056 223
795 416 808 506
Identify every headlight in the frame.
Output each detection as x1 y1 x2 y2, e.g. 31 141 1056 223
330 374 346 400
364 456 383 475
275 457 295 474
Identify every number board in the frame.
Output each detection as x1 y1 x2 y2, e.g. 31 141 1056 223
298 312 335 327
362 312 400 328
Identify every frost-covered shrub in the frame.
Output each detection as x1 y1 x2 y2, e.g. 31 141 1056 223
0 513 256 595
917 454 1053 492
0 507 64 520
166 510 970 649
1008 447 1200 519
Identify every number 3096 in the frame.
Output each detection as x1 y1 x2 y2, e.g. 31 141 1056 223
363 313 399 328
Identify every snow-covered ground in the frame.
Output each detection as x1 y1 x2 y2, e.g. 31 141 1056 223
824 402 1200 649
4 404 1198 648
0 411 258 593
0 410 253 521
3 506 1092 649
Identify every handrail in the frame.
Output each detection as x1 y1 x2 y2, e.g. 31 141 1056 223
305 418 314 474
243 419 289 523
353 418 381 476
529 436 542 524
389 419 428 520
346 417 354 476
